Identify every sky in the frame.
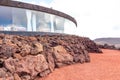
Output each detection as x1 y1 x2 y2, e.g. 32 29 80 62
13 0 120 39
51 0 120 39
13 0 53 6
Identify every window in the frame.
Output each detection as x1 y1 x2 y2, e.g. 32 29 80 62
53 16 65 33
0 6 12 30
36 12 51 32
12 8 27 31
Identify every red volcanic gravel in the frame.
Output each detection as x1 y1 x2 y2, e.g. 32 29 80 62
39 49 120 80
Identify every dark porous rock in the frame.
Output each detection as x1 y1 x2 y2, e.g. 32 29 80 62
97 43 119 50
73 54 85 63
79 37 102 53
0 44 17 58
0 68 14 80
30 41 43 55
14 73 21 80
83 50 90 62
13 53 23 60
0 33 102 79
42 45 55 72
53 45 73 67
4 58 16 73
0 68 7 78
4 54 49 79
20 74 31 80
0 59 4 68
46 51 55 72
39 69 51 77
20 44 31 57
118 48 120 50
2 34 13 44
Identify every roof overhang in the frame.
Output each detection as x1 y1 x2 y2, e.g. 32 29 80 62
0 0 77 26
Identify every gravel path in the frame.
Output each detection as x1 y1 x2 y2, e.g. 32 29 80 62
39 49 120 80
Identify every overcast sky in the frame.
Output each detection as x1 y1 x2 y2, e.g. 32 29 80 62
51 0 120 39
14 0 120 39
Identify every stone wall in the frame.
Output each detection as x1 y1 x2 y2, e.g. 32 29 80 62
97 43 120 50
0 33 101 80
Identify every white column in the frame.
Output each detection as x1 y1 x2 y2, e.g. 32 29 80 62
50 15 54 32
26 10 32 31
32 14 36 31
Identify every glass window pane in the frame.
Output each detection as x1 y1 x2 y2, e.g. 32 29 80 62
53 16 64 33
36 12 51 32
0 6 12 30
12 8 27 31
0 5 76 33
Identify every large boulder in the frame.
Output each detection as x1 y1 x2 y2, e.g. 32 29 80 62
53 45 73 67
4 54 50 79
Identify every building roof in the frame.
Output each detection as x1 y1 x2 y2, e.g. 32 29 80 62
0 0 77 26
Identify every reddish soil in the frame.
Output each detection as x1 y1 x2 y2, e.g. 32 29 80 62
39 49 120 80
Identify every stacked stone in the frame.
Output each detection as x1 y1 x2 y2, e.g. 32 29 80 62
79 37 102 53
97 43 119 50
37 34 102 53
0 33 101 80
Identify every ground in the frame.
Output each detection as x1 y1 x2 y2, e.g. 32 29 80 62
39 49 120 80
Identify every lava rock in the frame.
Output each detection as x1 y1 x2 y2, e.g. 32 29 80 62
53 45 73 67
0 33 102 79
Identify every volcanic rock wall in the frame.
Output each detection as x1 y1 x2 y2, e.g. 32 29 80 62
97 43 120 50
0 33 101 80
37 34 102 53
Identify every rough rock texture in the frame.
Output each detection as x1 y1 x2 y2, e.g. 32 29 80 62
36 34 102 53
81 38 102 53
53 45 73 67
0 33 101 80
97 43 120 50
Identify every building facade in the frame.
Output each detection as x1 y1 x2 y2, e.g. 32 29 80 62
0 0 77 34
